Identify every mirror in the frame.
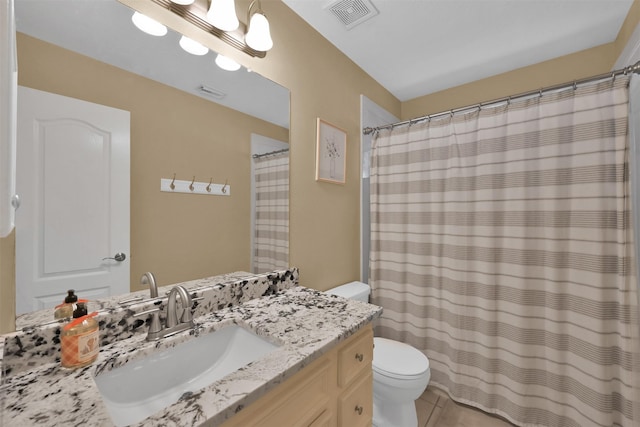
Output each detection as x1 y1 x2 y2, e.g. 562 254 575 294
13 0 289 324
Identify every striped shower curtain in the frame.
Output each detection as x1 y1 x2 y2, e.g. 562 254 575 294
370 76 640 427
253 152 289 272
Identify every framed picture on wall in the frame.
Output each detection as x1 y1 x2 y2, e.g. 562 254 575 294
315 118 347 184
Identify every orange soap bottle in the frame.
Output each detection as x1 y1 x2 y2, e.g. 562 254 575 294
60 302 99 369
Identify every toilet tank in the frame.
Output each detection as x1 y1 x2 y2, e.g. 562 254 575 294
325 281 371 302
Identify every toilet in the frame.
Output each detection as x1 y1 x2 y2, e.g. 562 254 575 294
325 281 431 427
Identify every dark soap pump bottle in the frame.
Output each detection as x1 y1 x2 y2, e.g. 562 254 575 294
53 289 78 319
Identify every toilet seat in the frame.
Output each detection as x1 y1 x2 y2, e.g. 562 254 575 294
373 337 429 380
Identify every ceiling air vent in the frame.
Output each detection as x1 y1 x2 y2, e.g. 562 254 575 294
326 0 379 30
198 85 226 99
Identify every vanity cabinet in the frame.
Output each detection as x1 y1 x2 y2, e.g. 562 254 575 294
219 324 374 427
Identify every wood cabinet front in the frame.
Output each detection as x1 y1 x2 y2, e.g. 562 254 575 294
219 325 374 427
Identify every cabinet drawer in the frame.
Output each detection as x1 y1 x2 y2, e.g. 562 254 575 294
308 409 333 427
221 358 331 427
338 372 373 427
338 327 373 387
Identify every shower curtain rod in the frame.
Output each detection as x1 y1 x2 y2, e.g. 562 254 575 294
363 60 640 135
252 148 289 159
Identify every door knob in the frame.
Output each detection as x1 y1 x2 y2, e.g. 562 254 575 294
11 194 20 210
102 252 126 262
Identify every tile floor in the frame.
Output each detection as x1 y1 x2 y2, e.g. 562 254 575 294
416 387 515 427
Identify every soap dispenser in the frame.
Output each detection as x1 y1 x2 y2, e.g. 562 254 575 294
60 302 99 369
54 289 78 319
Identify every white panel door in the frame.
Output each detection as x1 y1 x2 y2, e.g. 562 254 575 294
16 86 130 314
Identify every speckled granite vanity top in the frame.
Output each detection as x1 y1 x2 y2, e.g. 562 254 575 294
1 286 382 426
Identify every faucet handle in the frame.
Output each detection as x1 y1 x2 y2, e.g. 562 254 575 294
133 308 163 338
133 307 160 317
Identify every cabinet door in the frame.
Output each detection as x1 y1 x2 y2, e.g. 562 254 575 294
339 372 373 427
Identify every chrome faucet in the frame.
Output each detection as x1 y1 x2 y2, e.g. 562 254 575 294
141 272 158 297
140 272 162 339
136 272 194 341
166 285 193 329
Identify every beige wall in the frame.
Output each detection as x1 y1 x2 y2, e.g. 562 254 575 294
3 0 639 333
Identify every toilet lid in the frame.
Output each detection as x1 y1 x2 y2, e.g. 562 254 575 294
373 337 429 379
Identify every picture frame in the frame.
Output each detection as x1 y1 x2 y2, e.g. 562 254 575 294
315 118 347 184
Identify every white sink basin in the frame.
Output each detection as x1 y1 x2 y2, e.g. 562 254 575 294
94 324 280 426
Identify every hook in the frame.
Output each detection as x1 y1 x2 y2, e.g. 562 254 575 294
189 176 195 191
206 177 213 193
539 88 543 98
222 179 228 194
170 173 176 190
573 81 577 91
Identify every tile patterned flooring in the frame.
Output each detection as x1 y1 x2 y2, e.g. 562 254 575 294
416 387 515 427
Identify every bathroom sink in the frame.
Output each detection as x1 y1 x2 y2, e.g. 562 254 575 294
94 324 280 426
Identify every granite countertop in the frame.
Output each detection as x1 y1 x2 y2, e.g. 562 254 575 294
1 286 382 426
15 271 256 330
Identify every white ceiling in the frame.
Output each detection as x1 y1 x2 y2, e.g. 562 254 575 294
14 0 290 129
14 0 636 122
283 0 635 101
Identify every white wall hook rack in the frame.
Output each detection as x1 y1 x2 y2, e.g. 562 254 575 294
160 177 230 196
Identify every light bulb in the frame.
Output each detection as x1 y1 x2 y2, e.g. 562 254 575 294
245 12 272 51
179 36 208 56
170 0 195 4
215 54 241 71
206 0 239 32
131 12 167 37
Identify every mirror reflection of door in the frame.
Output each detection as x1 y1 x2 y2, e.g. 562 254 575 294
16 86 130 314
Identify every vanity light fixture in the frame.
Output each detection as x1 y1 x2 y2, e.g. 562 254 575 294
127 0 272 58
245 0 272 52
131 11 167 36
206 0 239 32
179 35 209 55
215 54 241 71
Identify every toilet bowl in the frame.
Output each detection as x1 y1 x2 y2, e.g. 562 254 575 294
325 282 431 427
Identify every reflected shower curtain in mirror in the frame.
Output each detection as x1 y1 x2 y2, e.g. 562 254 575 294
370 76 640 427
253 152 289 272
